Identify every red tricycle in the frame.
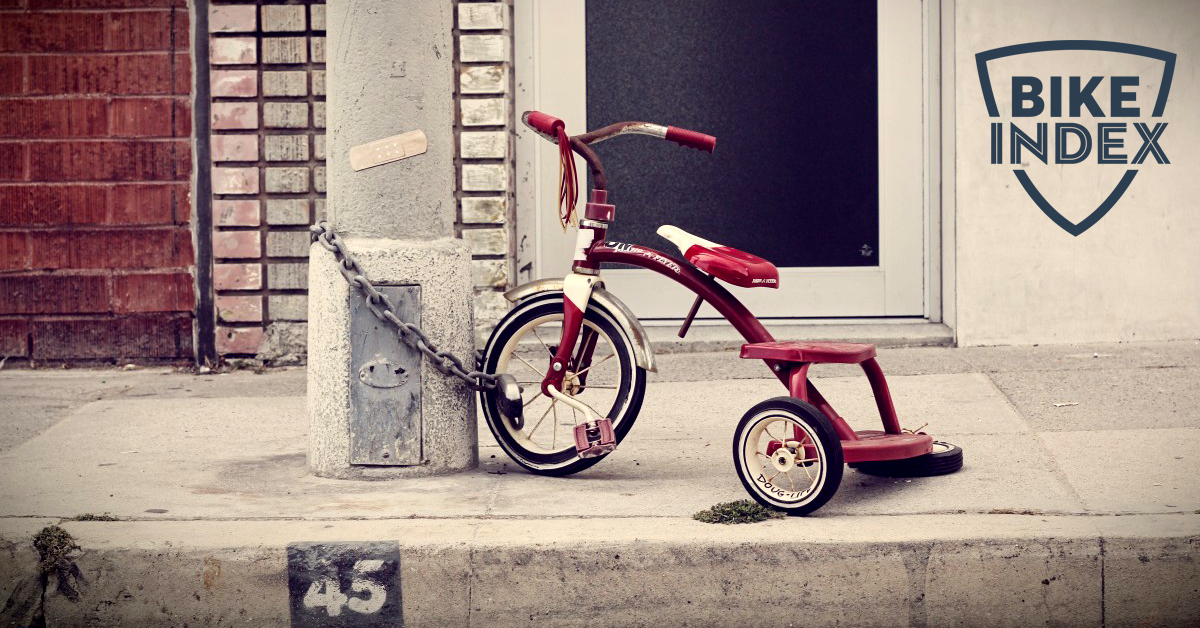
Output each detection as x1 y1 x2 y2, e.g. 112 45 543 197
480 111 963 515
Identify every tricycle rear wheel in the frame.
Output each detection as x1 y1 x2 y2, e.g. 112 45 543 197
732 397 843 516
851 441 964 477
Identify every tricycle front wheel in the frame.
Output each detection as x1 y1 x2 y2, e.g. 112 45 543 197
732 397 844 516
480 294 647 476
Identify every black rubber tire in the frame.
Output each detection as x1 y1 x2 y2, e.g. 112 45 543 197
732 397 844 516
479 292 647 476
852 441 964 477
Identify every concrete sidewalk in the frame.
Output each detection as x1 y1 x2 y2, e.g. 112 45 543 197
0 341 1197 626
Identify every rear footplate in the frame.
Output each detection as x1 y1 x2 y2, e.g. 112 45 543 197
842 430 933 464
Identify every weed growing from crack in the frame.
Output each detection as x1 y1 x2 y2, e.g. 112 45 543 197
32 525 84 601
66 513 117 522
692 500 784 524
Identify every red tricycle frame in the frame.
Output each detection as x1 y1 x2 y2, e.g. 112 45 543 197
522 112 933 464
578 205 928 463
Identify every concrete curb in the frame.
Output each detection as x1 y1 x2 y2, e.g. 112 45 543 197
2 514 1195 627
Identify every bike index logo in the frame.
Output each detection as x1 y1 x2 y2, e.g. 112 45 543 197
976 40 1176 236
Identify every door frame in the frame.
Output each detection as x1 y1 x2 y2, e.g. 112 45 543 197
513 0 954 325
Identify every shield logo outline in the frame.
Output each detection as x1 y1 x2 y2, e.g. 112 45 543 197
975 40 1176 236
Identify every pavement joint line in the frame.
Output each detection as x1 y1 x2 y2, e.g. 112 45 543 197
900 540 934 625
939 350 980 373
5 511 1197 522
986 364 1199 374
482 467 504 516
1029 428 1098 508
952 349 986 373
977 369 1038 433
979 371 1026 419
466 524 481 628
1099 536 1108 626
1037 426 1200 434
1033 429 1091 509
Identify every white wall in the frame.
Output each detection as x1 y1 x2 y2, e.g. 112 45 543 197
954 0 1200 345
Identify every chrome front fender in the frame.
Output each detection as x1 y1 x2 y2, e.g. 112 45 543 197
504 278 657 373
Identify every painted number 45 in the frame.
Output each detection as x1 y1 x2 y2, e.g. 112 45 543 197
302 560 387 617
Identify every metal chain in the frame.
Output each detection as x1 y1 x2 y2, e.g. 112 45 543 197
310 221 498 391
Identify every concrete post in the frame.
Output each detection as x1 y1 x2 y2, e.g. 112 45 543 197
308 0 477 478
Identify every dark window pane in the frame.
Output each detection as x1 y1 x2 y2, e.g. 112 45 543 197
585 0 879 267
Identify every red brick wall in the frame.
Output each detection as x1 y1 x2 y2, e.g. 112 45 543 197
0 0 196 362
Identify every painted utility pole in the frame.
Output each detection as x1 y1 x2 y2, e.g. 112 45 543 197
308 0 477 478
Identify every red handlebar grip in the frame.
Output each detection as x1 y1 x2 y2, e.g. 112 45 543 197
522 111 565 138
665 126 716 153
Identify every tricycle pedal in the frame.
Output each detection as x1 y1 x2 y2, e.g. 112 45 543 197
573 418 616 458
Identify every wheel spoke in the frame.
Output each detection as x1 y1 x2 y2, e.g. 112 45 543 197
522 386 545 407
531 327 553 355
551 402 559 449
513 353 544 377
786 471 796 492
572 395 606 420
521 393 546 417
568 352 614 380
525 400 556 439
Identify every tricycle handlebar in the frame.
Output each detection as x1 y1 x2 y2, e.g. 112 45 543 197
521 112 716 153
519 111 717 194
664 126 717 153
521 111 565 142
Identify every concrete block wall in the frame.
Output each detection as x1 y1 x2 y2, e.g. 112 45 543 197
455 0 515 342
0 0 195 363
207 0 326 363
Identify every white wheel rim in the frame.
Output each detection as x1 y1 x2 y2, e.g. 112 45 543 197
494 312 627 456
739 410 827 507
930 442 955 454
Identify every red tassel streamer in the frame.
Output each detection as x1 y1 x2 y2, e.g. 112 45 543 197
556 126 578 229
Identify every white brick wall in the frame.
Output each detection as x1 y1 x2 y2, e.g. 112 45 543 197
460 34 509 62
208 0 327 360
459 2 506 30
461 197 507 224
460 65 506 94
456 2 515 339
461 98 507 126
462 164 508 192
461 131 507 158
261 5 306 32
463 228 509 256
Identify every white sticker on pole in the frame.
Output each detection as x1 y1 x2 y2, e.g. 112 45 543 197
574 228 595 260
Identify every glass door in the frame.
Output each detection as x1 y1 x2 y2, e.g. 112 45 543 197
515 0 927 320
